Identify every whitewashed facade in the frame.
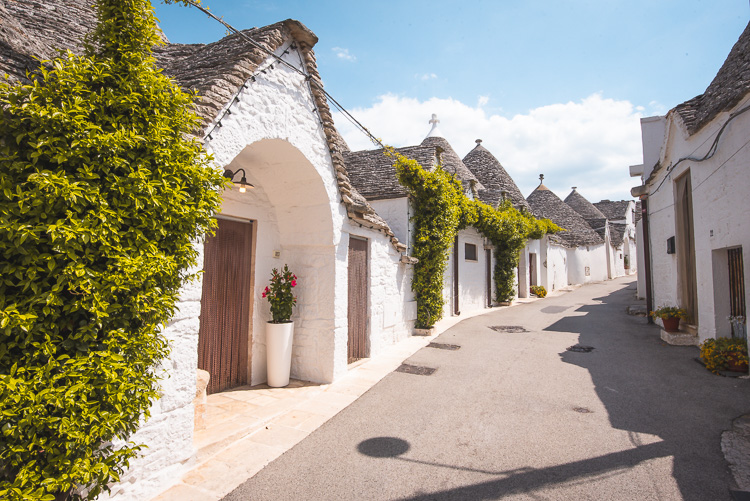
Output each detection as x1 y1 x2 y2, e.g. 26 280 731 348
630 22 750 340
107 21 418 501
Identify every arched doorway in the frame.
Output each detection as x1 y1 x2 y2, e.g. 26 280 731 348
199 138 339 389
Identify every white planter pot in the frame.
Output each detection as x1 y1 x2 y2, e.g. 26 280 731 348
266 321 294 387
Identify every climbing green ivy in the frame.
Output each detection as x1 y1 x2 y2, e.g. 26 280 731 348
389 149 559 328
0 0 223 499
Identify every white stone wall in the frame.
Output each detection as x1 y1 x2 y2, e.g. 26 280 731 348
204 42 351 385
370 197 410 245
639 96 750 341
541 239 568 292
567 244 607 285
612 244 626 278
343 226 416 360
457 228 490 313
441 228 492 318
522 239 543 297
105 250 205 501
109 40 353 500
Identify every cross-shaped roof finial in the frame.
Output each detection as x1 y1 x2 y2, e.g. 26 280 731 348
425 113 444 139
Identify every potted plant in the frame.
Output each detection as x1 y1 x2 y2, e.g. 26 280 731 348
263 264 298 387
699 337 749 374
650 305 686 332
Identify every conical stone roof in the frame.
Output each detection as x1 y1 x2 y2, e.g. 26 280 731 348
527 184 604 248
674 20 750 136
420 135 483 191
463 140 530 211
564 189 607 220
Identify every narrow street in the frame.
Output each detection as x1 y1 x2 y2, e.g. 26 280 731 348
224 277 749 500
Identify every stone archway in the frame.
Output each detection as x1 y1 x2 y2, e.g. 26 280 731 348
215 138 340 385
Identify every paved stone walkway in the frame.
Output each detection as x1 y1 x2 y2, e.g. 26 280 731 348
723 413 750 495
151 298 521 500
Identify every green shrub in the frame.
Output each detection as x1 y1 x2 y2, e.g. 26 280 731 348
530 285 547 298
0 0 224 498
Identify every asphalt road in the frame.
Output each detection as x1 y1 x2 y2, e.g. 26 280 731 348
225 277 749 500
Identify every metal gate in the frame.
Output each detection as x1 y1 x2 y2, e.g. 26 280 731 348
347 237 368 364
198 218 253 394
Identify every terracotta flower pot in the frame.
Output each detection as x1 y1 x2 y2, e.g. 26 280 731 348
661 316 680 332
727 352 749 373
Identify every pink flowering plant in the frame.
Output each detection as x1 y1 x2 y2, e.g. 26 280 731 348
262 264 298 323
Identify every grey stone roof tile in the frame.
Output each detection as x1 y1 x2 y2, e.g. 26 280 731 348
593 200 632 221
420 136 484 191
344 146 436 200
526 184 604 248
0 0 400 247
609 222 627 248
462 141 531 211
564 189 607 221
674 21 750 135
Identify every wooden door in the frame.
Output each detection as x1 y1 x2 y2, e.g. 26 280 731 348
348 237 368 364
529 253 536 287
198 218 253 394
675 172 698 324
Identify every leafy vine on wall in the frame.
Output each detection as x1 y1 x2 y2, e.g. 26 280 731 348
389 149 560 328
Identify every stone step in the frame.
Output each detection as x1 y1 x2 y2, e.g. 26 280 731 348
660 329 699 346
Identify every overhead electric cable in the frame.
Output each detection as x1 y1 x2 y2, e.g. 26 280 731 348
182 0 385 150
650 102 750 195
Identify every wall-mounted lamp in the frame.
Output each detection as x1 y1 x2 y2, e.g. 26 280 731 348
223 168 254 193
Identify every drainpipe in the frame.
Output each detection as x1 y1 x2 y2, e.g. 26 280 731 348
641 197 654 324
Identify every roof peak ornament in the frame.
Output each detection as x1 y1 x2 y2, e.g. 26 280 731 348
426 113 443 139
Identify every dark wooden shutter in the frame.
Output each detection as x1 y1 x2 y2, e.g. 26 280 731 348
729 247 745 329
675 173 698 324
348 237 368 364
198 218 252 394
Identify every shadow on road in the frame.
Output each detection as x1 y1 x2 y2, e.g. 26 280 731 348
547 280 748 501
360 437 671 500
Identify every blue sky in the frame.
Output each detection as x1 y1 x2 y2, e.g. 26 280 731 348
154 1 749 200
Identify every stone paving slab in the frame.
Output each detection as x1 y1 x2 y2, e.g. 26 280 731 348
151 303 533 500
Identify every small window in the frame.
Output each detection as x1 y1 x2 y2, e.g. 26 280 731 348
464 243 478 261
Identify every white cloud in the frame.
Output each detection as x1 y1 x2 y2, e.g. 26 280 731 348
416 73 438 81
333 93 644 202
477 95 490 107
648 100 668 115
332 47 356 62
